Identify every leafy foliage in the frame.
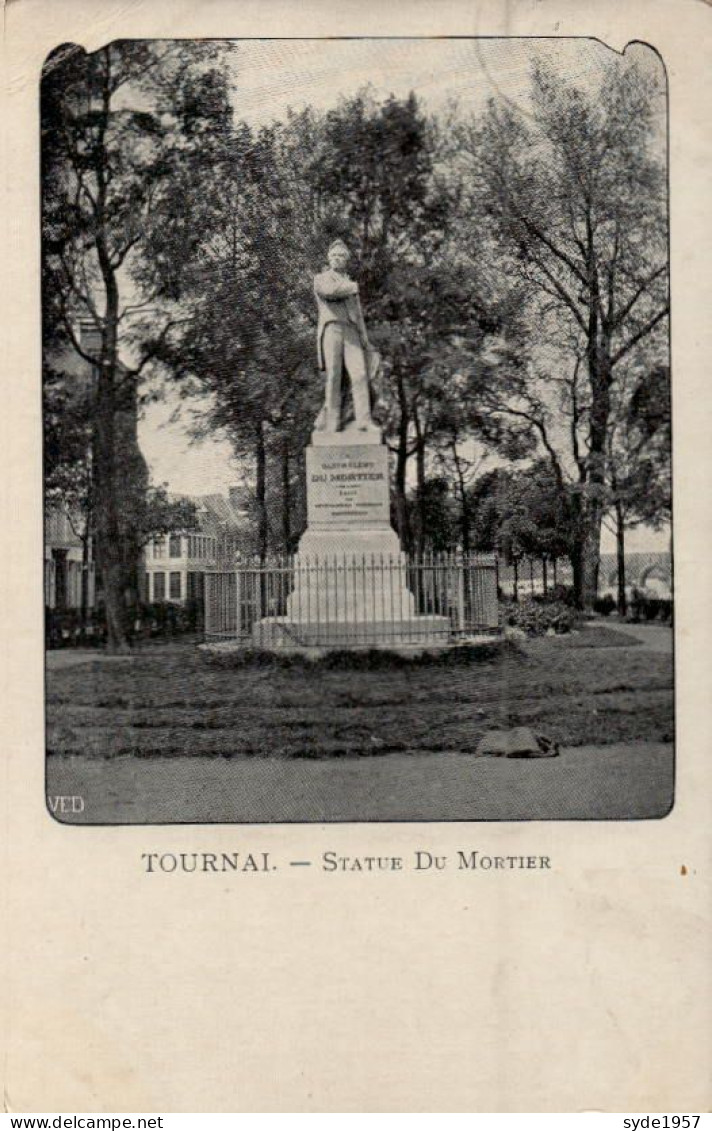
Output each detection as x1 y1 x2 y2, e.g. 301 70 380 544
500 597 579 637
42 41 235 646
44 44 670 637
459 54 669 604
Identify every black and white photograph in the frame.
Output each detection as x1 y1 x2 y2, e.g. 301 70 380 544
6 0 711 1115
42 35 673 824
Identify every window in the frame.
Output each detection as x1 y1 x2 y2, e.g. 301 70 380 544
169 571 182 600
153 537 166 559
153 571 166 601
169 534 182 558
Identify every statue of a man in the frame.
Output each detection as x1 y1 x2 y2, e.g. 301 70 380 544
313 239 379 433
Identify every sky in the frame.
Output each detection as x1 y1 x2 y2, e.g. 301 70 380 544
137 37 669 552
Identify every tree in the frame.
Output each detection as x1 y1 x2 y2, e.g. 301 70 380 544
624 363 671 526
148 90 465 558
149 89 530 561
466 470 505 554
465 463 578 599
404 476 457 554
310 90 445 293
462 51 669 606
146 118 318 558
605 361 671 613
134 487 199 551
44 355 94 622
41 40 233 649
510 462 579 592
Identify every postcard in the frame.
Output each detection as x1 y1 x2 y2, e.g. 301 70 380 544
2 0 709 1113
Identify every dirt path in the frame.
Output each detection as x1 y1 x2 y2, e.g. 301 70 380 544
47 741 673 824
596 621 673 653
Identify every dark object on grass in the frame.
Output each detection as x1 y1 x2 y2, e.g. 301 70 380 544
476 727 560 758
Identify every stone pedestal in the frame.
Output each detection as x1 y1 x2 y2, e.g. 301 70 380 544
253 425 450 648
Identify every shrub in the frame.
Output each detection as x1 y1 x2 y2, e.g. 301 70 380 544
628 589 674 624
45 607 108 649
202 640 516 671
539 584 578 608
130 599 201 639
500 597 578 637
46 598 202 648
593 594 616 617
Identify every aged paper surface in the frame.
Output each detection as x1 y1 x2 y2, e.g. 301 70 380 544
2 0 710 1113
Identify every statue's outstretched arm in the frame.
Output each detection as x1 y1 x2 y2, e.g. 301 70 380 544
314 274 359 300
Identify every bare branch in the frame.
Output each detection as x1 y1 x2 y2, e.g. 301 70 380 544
58 252 102 325
609 264 668 332
568 356 587 477
116 318 191 390
519 212 589 289
611 305 670 367
605 219 620 326
80 181 97 213
118 293 163 322
491 402 567 489
527 253 588 331
110 232 143 270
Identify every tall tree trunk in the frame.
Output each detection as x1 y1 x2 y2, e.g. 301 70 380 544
255 421 268 560
615 498 627 617
451 441 470 553
570 539 585 610
582 331 611 609
542 557 548 596
281 440 291 553
552 558 558 587
569 490 588 609
460 508 471 554
92 53 130 653
414 429 426 557
513 558 519 604
581 509 603 609
80 527 91 631
93 300 128 653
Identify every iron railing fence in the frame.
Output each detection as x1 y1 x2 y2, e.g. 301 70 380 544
204 553 499 649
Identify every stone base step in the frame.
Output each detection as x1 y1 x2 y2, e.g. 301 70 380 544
252 615 452 649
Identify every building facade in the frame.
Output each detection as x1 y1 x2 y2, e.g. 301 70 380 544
143 490 252 606
144 530 219 604
44 506 95 611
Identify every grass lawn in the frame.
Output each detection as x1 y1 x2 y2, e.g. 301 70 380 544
47 632 673 761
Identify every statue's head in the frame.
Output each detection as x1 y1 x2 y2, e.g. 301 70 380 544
327 239 350 270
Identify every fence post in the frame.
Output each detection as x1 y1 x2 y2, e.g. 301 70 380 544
234 569 240 637
456 555 465 632
202 554 503 647
204 573 212 639
486 557 498 628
